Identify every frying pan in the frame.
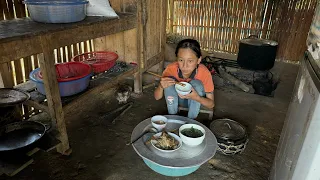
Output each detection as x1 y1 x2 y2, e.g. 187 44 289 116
0 121 47 152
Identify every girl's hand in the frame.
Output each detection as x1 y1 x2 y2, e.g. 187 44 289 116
178 87 200 101
160 77 176 89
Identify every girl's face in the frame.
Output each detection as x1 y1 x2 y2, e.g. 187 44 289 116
177 48 201 78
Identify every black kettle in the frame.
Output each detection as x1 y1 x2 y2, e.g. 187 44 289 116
252 72 278 96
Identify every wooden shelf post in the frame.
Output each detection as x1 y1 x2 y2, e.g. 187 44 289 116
38 36 71 155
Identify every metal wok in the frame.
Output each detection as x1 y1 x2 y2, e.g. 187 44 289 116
0 121 47 152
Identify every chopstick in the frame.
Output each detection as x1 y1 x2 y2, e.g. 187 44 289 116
146 71 186 87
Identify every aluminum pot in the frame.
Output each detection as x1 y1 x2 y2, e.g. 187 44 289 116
237 35 278 70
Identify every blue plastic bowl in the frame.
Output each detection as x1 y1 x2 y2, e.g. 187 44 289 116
29 68 91 97
24 0 88 23
142 158 200 177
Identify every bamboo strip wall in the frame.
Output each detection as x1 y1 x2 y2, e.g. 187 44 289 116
168 0 317 61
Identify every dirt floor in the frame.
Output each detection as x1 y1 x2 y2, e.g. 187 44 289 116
1 62 299 180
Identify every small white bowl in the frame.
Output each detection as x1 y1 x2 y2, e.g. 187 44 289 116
179 124 206 147
151 132 182 153
151 115 168 132
175 82 192 95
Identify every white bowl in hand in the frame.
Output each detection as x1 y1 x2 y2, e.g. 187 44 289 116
151 115 168 132
175 82 192 95
179 124 206 146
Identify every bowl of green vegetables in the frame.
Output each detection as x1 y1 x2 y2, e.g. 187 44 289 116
179 124 205 147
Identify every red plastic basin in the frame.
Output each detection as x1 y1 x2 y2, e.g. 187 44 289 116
71 51 118 74
39 61 92 82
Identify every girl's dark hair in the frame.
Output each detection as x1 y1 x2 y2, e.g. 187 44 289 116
175 39 202 58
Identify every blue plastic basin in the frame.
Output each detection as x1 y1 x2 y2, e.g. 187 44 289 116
29 68 91 97
142 158 200 177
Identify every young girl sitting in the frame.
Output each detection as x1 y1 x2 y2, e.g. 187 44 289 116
154 39 214 119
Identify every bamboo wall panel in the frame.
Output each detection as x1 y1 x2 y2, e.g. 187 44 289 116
168 0 317 61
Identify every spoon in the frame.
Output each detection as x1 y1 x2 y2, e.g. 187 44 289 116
127 127 157 145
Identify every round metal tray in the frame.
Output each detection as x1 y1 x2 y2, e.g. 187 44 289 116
131 115 217 168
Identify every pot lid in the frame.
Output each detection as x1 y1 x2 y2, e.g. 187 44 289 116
240 38 278 46
210 118 247 141
0 88 30 107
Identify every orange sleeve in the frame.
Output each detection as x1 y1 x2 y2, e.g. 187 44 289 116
199 66 214 93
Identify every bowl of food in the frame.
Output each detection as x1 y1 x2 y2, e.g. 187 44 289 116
179 124 205 147
151 115 168 132
175 82 192 95
151 131 182 152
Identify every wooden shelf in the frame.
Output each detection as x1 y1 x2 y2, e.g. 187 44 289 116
14 62 138 114
0 13 137 64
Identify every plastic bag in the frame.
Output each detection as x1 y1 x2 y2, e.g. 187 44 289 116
87 0 119 17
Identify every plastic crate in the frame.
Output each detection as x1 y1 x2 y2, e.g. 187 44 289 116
24 0 88 23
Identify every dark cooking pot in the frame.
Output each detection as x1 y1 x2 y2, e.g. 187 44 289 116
0 121 47 152
237 35 278 70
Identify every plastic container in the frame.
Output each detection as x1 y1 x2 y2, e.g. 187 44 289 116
72 51 118 74
39 62 92 82
24 0 88 23
30 68 91 97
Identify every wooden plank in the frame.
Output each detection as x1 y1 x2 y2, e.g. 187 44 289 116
93 36 107 51
0 1 4 21
23 56 33 118
0 13 136 64
14 0 26 18
14 59 23 85
67 45 72 61
33 55 39 69
145 52 164 71
0 62 14 87
124 28 138 64
0 37 42 64
56 48 62 63
104 32 125 61
6 0 14 20
37 36 70 155
45 15 137 52
0 155 33 177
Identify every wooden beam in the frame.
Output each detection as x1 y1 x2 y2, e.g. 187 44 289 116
0 38 42 64
0 62 14 88
38 36 70 155
144 52 164 71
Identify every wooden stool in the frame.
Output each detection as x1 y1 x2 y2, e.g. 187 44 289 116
178 106 214 120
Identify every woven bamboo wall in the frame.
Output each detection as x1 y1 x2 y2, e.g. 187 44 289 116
168 0 317 61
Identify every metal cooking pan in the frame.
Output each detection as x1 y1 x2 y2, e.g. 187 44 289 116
0 121 47 152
